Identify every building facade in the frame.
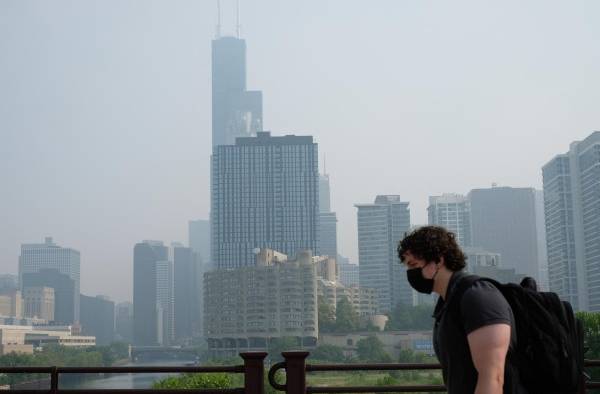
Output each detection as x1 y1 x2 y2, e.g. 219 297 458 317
356 195 411 313
174 246 202 341
80 295 115 346
133 241 174 346
188 219 210 266
22 269 75 325
115 302 133 343
427 194 472 246
338 258 360 287
204 249 318 358
211 132 319 269
19 237 80 323
0 290 22 318
23 287 53 321
543 131 600 311
469 187 541 280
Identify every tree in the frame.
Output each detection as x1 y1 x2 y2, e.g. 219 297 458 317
318 296 336 333
310 344 346 362
335 296 360 333
356 336 392 363
267 337 301 361
152 373 232 389
386 303 434 331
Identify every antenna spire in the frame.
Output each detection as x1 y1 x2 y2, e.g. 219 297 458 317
216 0 221 38
236 0 241 38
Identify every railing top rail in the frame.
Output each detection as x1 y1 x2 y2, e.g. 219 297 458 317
306 385 447 393
5 390 244 394
0 365 245 374
307 362 441 372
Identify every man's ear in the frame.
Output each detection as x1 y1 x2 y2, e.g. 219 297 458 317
437 256 445 267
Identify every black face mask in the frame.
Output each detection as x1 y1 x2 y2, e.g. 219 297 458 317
406 266 435 294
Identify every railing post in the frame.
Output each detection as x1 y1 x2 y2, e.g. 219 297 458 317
282 351 309 394
579 372 587 394
50 366 58 394
241 352 267 394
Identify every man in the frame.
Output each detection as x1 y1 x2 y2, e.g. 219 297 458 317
398 226 526 394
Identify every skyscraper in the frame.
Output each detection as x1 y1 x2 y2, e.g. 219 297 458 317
468 186 540 279
188 219 210 265
80 295 115 346
115 302 133 343
542 131 600 311
211 132 319 269
356 195 411 312
428 194 472 246
212 36 262 147
133 241 173 346
22 269 75 324
174 246 202 340
318 174 338 258
19 237 80 322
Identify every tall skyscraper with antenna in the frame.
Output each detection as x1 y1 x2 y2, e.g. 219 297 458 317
211 1 262 147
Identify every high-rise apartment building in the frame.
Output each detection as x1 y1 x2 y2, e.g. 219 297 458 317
469 187 541 280
80 295 115 346
356 195 411 312
542 131 600 311
428 194 472 246
204 249 318 358
211 132 319 269
133 241 173 346
19 237 80 322
212 36 262 147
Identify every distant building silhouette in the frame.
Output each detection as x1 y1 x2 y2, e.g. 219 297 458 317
80 294 115 346
19 237 80 323
318 174 338 259
212 36 262 147
22 269 75 325
188 219 210 266
211 132 319 269
428 193 472 247
174 246 203 341
468 186 542 280
133 241 173 346
337 255 359 287
543 131 600 311
356 195 411 313
115 302 133 343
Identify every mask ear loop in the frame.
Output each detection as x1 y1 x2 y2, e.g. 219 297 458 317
431 261 441 281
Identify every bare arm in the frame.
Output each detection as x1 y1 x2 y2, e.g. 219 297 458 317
467 323 511 394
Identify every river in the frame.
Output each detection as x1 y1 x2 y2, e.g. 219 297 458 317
64 358 198 389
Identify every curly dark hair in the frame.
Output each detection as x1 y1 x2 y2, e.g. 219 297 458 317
397 226 466 271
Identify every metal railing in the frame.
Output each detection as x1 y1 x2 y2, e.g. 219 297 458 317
268 351 600 394
0 352 266 394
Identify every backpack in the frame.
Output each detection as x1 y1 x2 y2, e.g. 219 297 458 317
453 275 585 394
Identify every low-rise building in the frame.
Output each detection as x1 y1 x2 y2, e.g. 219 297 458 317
0 290 22 318
319 330 434 359
0 324 95 353
204 249 318 358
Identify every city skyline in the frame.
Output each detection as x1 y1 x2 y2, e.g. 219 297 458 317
2 1 599 301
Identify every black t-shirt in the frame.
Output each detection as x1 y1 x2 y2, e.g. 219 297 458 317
433 271 527 394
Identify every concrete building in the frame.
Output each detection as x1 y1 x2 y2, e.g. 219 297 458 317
428 194 472 246
0 324 95 353
542 131 600 311
80 295 115 346
204 249 318 358
356 195 411 313
319 330 434 359
22 269 75 325
212 36 262 147
0 275 18 292
115 302 133 343
23 287 54 321
174 246 203 341
337 256 359 287
0 290 22 318
19 237 80 323
189 219 210 266
133 241 174 346
211 132 319 269
469 186 540 280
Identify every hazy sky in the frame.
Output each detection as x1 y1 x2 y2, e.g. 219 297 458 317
1 0 598 302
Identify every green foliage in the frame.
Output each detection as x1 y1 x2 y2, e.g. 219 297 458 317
310 344 346 362
386 303 434 331
335 296 360 332
577 311 600 384
356 336 392 363
318 296 336 333
267 337 301 361
152 373 232 389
